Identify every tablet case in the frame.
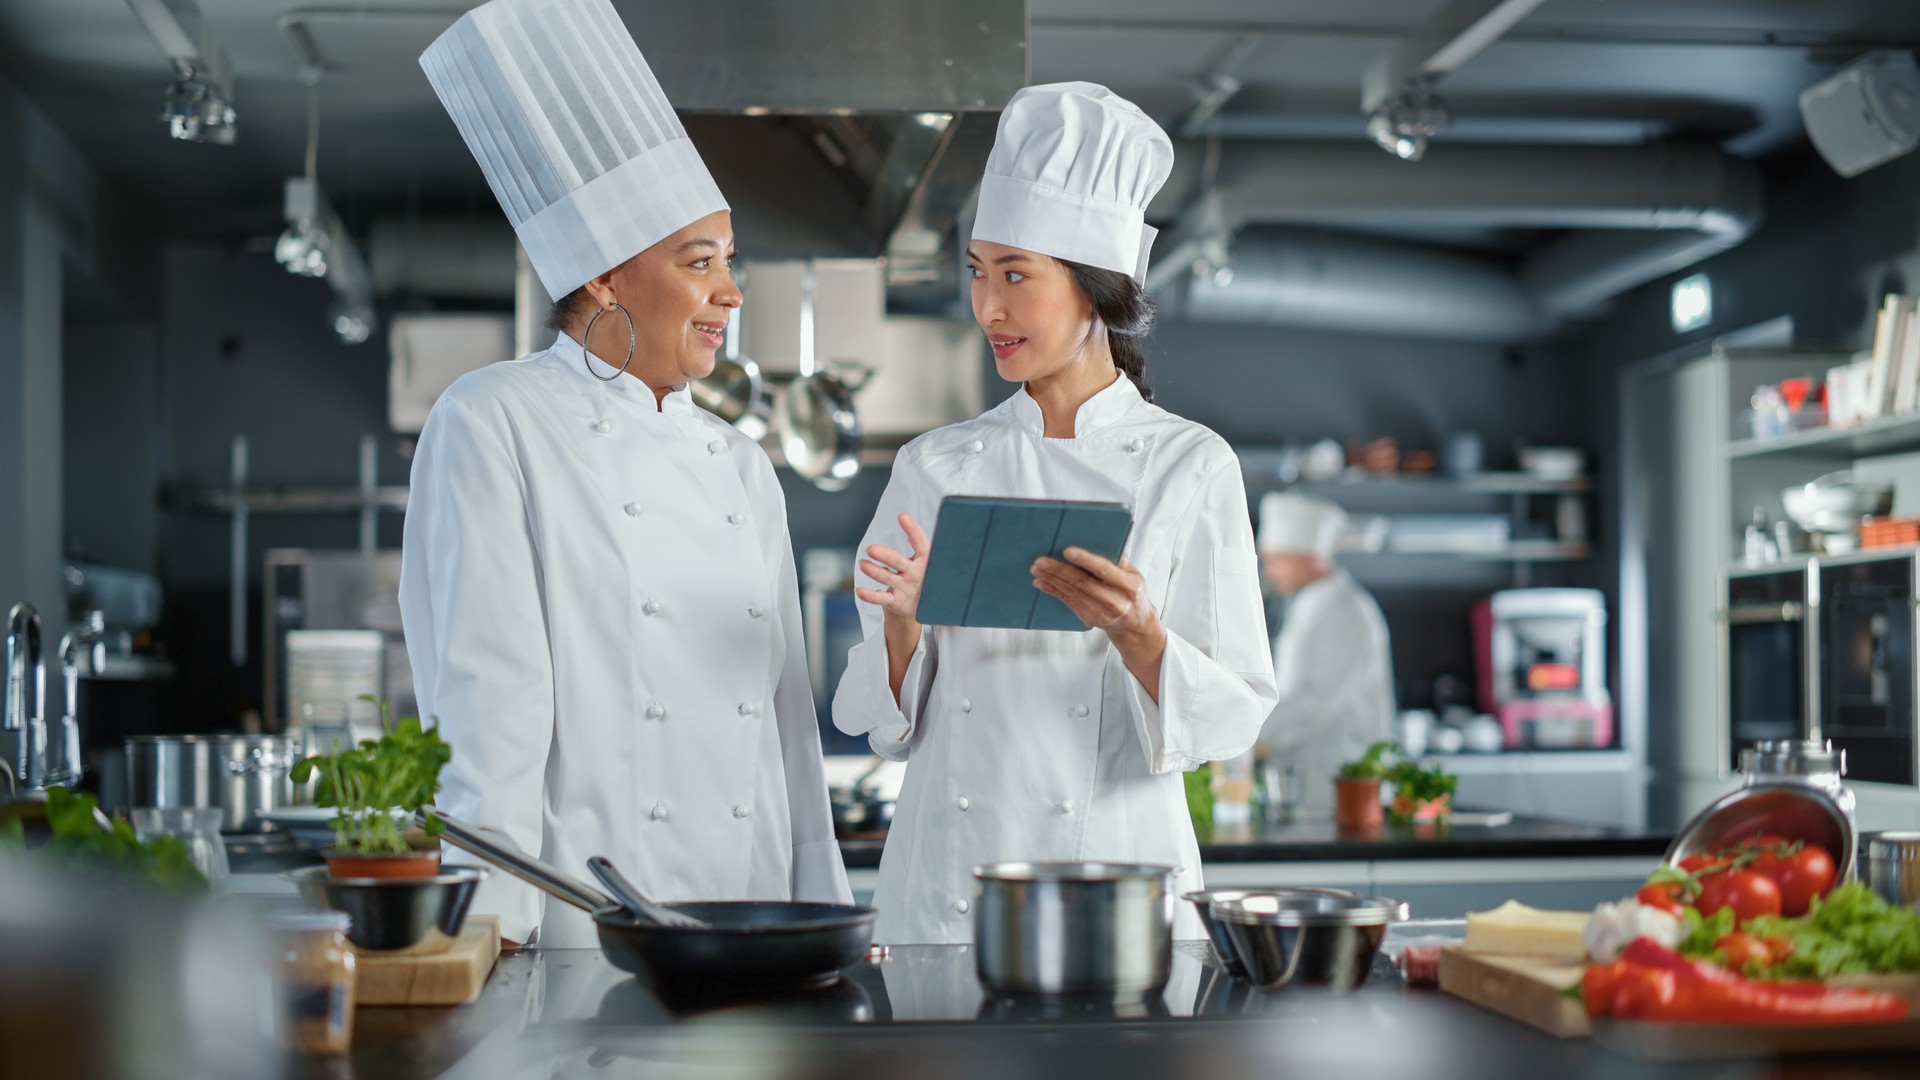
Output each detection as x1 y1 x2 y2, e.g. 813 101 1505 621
915 496 1134 631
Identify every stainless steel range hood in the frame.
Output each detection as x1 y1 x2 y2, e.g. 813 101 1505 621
343 0 1025 307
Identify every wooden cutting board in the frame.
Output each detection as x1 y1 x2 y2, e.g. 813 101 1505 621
1438 946 1590 1038
1439 945 1920 1059
351 915 501 1006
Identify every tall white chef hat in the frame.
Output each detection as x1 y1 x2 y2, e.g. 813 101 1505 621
419 0 729 300
972 82 1174 285
1258 492 1349 559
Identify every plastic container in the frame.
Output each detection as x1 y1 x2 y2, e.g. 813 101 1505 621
265 911 356 1055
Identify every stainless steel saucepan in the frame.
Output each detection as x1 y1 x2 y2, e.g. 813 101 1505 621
690 300 772 440
125 733 300 833
773 264 865 492
972 860 1174 996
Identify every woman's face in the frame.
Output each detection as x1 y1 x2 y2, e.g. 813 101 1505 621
586 210 741 388
968 240 1099 384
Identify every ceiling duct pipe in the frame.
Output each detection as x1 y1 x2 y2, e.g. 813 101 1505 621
1173 228 1550 342
1150 141 1762 339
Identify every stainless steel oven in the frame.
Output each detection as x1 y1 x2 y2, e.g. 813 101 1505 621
1724 564 1812 771
1816 550 1918 787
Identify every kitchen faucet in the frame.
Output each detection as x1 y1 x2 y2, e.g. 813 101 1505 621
50 611 104 788
4 601 44 792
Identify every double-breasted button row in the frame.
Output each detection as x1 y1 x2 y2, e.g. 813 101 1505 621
646 804 754 822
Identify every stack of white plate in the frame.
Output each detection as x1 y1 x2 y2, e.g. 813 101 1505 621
286 630 385 747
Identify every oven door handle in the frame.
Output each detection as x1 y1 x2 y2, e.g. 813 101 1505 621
1724 601 1805 625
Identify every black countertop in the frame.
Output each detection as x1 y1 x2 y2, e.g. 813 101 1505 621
838 813 1671 869
290 943 1913 1080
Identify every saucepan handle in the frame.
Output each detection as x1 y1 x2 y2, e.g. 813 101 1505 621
421 808 613 913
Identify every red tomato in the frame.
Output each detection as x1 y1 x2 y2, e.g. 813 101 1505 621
1715 931 1773 970
1762 935 1795 963
1772 844 1837 917
1636 882 1687 915
1695 870 1783 923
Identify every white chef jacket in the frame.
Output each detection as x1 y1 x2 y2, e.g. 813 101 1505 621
1256 569 1396 817
399 335 851 948
832 375 1278 944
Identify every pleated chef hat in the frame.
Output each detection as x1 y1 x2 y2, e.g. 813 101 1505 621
1258 492 1349 558
972 82 1174 285
420 0 728 299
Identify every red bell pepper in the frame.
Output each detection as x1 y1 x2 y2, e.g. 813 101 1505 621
1604 938 1907 1026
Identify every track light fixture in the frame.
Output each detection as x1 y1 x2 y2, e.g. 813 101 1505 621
1366 80 1452 162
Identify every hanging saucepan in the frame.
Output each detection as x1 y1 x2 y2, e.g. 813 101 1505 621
774 264 866 492
426 810 877 992
689 295 772 441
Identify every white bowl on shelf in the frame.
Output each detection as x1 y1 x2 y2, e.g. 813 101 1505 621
1781 471 1893 535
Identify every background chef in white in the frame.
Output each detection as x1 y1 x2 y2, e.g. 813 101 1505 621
832 82 1278 945
404 0 849 949
1253 492 1397 817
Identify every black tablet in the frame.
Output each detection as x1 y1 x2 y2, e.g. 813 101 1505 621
914 496 1134 631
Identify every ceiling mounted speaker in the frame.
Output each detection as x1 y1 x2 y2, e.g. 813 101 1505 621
1799 50 1920 179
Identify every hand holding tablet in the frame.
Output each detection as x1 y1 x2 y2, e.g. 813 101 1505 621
914 496 1134 631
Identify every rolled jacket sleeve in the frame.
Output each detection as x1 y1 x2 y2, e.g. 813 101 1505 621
399 394 554 945
1121 452 1278 774
832 453 938 761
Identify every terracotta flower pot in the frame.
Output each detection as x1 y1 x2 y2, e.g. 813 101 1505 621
1333 776 1384 832
324 849 442 880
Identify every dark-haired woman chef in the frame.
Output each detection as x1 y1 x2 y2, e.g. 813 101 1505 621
832 83 1277 944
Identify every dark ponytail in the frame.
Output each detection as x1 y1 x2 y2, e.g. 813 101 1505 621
1063 260 1157 403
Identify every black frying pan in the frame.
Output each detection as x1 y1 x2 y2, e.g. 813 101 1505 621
427 810 877 992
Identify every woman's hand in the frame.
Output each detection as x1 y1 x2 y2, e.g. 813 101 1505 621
856 513 931 703
1032 547 1168 703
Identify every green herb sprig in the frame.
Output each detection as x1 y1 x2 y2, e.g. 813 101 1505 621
0 788 208 895
290 697 450 855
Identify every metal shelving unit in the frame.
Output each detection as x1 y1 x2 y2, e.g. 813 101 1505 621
1726 412 1920 460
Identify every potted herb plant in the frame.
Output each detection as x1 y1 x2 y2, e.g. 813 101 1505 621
291 700 451 879
1386 757 1457 825
1334 740 1395 832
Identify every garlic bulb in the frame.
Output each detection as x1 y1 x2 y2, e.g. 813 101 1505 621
1582 899 1683 963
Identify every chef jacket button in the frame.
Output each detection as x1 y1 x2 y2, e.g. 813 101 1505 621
960 698 973 713
1070 704 1090 717
728 512 744 526
956 796 969 811
1126 438 1144 453
642 598 660 615
624 502 642 517
737 702 757 716
955 899 970 914
708 439 725 454
968 440 985 454
650 805 669 821
747 605 766 619
646 702 665 720
595 420 612 434
1060 800 1075 815
732 805 750 819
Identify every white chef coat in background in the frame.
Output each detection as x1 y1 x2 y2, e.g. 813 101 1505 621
832 375 1278 944
1257 569 1396 817
400 335 851 948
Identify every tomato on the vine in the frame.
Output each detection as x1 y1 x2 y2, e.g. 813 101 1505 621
1696 870 1782 922
1772 844 1837 917
1715 931 1774 970
1636 882 1687 915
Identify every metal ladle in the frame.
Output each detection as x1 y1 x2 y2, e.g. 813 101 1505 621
587 855 707 929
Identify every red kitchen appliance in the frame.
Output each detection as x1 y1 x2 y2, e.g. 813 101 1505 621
1471 589 1614 749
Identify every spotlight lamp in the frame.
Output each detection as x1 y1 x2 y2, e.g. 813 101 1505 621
1366 81 1452 162
274 219 331 279
160 60 235 144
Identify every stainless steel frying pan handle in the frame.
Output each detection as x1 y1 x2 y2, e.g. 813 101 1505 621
421 809 613 913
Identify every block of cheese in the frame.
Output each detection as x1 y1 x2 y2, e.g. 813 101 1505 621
1462 900 1591 960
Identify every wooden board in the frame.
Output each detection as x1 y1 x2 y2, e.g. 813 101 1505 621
352 915 500 1007
1438 946 1590 1038
1440 945 1920 1059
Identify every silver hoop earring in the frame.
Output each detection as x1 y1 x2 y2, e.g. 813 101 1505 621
582 302 636 382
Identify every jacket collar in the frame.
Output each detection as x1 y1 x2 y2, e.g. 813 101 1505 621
553 332 697 417
1008 372 1142 437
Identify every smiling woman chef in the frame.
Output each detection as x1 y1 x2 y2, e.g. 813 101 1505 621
404 0 849 949
832 82 1278 944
